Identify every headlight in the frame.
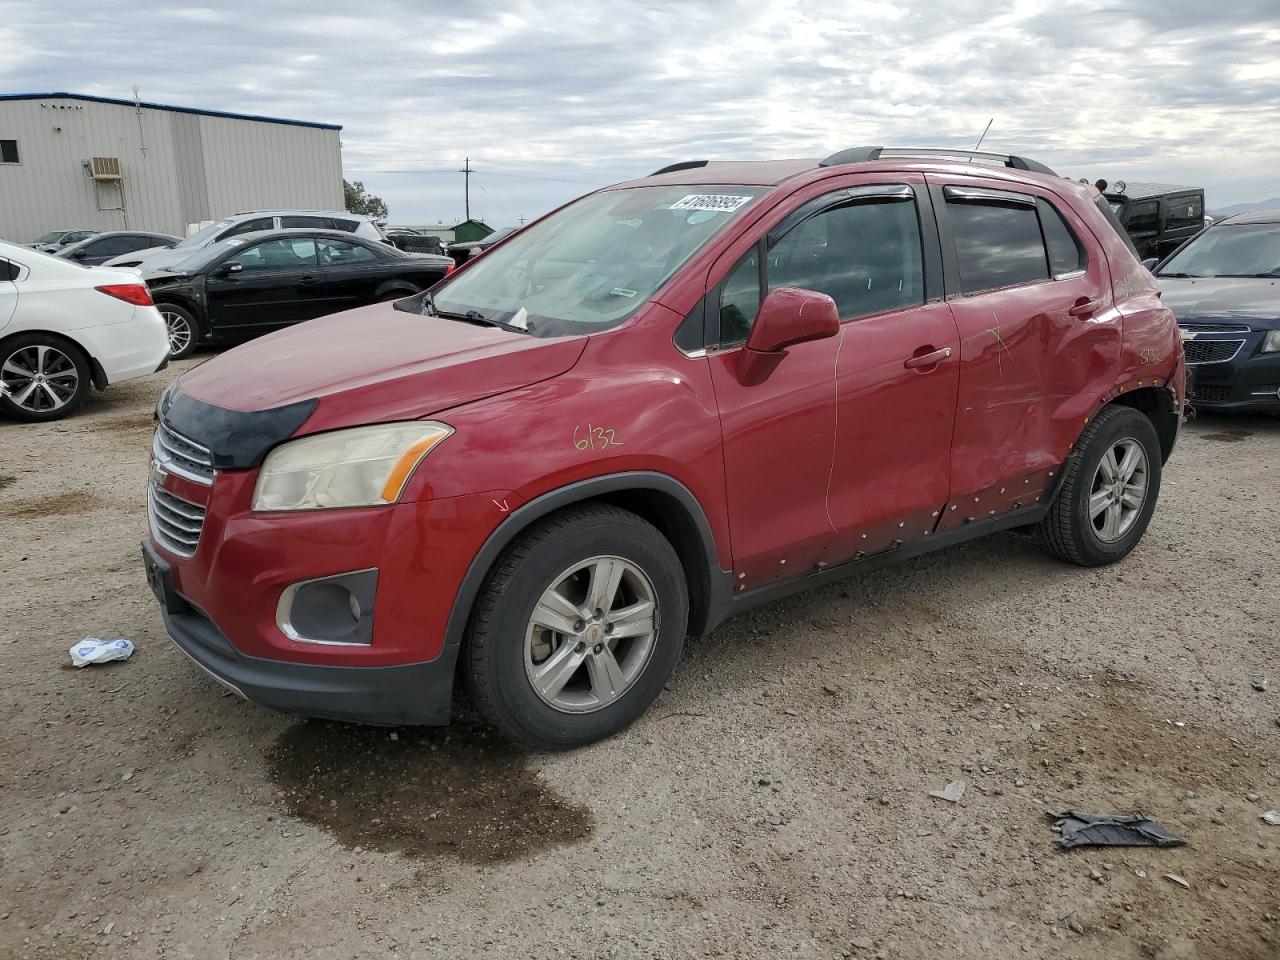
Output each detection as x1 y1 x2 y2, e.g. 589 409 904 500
252 422 453 512
1262 330 1280 354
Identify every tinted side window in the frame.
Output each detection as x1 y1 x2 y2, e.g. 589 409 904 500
718 248 761 345
329 218 360 232
1127 201 1158 235
0 140 18 164
319 238 378 264
235 238 318 271
1037 199 1085 275
221 217 273 240
89 236 136 257
1163 195 1203 232
948 199 1049 294
281 216 328 229
0 259 18 280
769 199 924 319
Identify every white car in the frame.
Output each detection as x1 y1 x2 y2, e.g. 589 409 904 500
0 240 169 421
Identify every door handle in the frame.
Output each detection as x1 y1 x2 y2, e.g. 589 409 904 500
904 346 953 369
1068 297 1101 318
298 276 320 286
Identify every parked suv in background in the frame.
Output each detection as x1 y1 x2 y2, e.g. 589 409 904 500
104 210 385 270
1102 182 1206 261
1154 210 1280 412
142 147 1185 748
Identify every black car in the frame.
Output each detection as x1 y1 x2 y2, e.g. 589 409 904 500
143 229 454 359
57 230 180 266
1153 211 1280 413
1101 181 1206 261
446 226 519 267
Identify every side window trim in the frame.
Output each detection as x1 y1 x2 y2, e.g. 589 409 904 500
933 181 1053 297
766 184 915 245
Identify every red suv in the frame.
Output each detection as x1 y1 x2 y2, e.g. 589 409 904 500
142 147 1185 748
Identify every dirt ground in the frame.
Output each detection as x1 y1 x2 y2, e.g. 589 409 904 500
2 358 1278 960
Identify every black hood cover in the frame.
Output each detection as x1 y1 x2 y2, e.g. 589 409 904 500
156 384 316 469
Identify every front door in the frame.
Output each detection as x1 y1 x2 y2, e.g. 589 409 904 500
205 236 327 336
929 177 1120 530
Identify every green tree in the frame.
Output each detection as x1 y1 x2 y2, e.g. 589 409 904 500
343 179 389 221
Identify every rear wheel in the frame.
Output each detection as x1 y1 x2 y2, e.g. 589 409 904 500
466 504 688 749
1034 405 1162 566
158 304 199 359
0 334 91 422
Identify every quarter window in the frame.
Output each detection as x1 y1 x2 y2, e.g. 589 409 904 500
0 259 17 280
281 216 329 229
1037 199 1085 276
0 140 18 164
1127 201 1158 235
948 198 1049 294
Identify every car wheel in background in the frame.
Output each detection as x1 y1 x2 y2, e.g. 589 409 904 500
1034 405 1162 566
0 334 92 422
466 504 689 749
158 304 199 359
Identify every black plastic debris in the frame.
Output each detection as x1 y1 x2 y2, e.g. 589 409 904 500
1048 810 1186 849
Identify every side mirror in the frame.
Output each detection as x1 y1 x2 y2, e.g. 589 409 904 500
1141 257 1159 272
216 261 243 276
737 287 840 384
71 248 88 259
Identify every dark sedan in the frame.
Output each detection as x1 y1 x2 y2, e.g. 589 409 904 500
1154 211 1280 413
57 230 180 267
446 226 519 267
142 229 455 358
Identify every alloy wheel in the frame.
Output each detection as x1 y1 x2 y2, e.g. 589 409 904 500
1 344 80 414
1088 437 1149 543
523 556 659 714
163 310 193 356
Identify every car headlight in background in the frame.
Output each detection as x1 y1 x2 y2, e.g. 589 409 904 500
1262 330 1280 354
252 422 453 512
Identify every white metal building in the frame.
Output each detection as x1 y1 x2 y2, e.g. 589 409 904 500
0 92 344 244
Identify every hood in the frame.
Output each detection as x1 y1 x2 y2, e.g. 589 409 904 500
177 302 588 434
1157 276 1280 327
111 245 188 269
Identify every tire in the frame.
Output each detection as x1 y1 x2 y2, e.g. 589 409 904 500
0 334 92 422
1034 405 1162 566
157 303 199 360
466 503 689 749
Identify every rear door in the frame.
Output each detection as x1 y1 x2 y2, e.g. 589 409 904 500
929 177 1119 531
317 237 391 310
205 236 326 336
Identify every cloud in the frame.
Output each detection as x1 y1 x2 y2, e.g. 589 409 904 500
4 0 1279 222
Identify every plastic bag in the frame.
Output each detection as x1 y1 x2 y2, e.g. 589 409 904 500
70 637 135 667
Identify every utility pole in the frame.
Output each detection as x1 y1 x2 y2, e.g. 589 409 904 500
459 156 472 221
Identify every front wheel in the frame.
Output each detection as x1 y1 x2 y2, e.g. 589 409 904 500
466 504 689 749
1034 405 1162 566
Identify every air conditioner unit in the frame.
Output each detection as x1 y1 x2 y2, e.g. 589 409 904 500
89 157 122 181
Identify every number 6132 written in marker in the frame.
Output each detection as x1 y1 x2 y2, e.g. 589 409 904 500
573 424 624 451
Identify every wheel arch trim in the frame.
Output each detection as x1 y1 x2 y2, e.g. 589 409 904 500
443 471 732 654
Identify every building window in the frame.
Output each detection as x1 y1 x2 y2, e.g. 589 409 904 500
0 140 18 164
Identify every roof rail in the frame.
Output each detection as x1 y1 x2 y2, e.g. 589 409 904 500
819 146 1057 176
649 160 710 176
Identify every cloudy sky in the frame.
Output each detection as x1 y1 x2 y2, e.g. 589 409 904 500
4 0 1279 225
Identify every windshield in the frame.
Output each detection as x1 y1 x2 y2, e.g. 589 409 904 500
156 236 252 274
422 185 765 336
1157 223 1280 278
176 220 233 249
35 231 64 244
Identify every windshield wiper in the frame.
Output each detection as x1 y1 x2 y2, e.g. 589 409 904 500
420 293 531 334
1157 272 1197 278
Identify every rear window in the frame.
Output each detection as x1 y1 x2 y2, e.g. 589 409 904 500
947 197 1049 294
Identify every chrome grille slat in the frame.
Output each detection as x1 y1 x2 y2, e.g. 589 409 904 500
152 422 215 485
1179 323 1251 333
1182 339 1244 365
149 486 206 558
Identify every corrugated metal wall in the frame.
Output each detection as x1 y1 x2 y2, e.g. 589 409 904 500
0 97 343 243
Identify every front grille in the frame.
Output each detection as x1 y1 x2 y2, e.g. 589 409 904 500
153 422 215 485
1191 383 1233 403
1180 323 1251 334
149 486 206 558
1182 339 1244 365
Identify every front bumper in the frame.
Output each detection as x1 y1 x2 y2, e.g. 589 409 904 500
1183 329 1280 412
146 539 459 724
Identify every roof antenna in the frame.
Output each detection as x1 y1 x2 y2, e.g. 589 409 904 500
974 117 994 151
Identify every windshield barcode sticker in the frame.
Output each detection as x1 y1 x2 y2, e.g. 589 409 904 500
669 194 752 213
